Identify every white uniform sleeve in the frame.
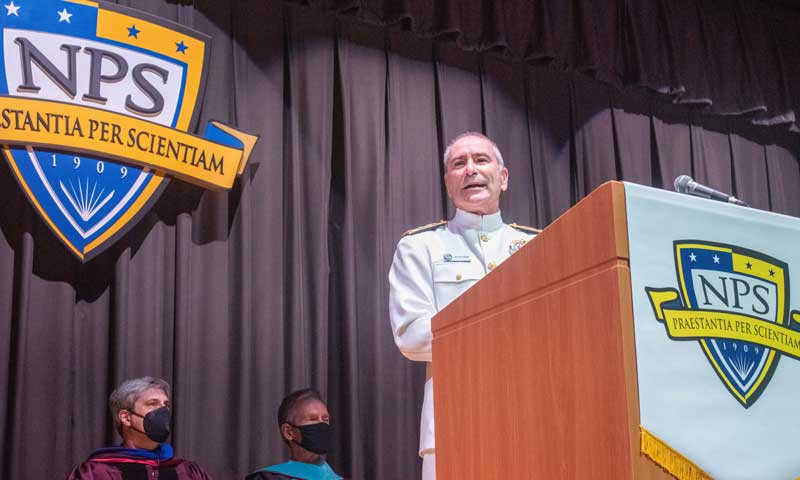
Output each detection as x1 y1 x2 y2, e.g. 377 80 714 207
388 235 437 362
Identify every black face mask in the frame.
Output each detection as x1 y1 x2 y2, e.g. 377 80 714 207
130 406 171 444
290 421 334 455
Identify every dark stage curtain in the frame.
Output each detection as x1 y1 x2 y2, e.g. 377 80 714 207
0 1 798 479
286 0 800 131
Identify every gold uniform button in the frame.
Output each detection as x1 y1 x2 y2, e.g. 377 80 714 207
480 234 489 242
488 262 496 270
456 274 462 281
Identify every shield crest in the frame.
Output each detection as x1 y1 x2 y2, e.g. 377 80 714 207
0 0 209 261
674 241 788 407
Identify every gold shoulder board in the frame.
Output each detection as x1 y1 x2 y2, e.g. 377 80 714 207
509 223 542 234
402 220 447 237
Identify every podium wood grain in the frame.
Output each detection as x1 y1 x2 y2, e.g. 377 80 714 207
432 182 672 479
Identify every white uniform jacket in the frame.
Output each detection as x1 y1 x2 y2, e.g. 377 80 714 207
388 209 536 456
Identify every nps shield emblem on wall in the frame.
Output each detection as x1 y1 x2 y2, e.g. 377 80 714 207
646 241 800 408
0 0 256 261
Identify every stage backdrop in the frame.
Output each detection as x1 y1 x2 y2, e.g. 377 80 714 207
0 1 798 479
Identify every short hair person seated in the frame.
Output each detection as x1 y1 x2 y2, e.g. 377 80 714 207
66 376 211 480
246 389 342 480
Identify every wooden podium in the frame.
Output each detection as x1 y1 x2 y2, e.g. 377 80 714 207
431 181 671 479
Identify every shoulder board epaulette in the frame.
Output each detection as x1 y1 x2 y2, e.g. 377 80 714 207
509 223 542 234
402 220 447 237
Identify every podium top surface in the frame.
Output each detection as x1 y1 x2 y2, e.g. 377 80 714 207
432 180 629 334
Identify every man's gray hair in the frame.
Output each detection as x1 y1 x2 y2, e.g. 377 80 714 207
442 131 504 169
109 376 170 435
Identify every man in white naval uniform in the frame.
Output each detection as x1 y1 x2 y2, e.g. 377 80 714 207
389 132 538 480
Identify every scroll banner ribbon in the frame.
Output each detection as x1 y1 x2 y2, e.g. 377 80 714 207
647 289 800 359
0 96 257 190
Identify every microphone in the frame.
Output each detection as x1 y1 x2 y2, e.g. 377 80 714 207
673 175 748 207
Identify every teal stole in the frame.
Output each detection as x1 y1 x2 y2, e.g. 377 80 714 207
262 460 342 480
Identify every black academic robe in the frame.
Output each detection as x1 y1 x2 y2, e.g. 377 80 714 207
245 472 298 480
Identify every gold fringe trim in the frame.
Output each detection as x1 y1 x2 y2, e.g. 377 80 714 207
640 427 713 480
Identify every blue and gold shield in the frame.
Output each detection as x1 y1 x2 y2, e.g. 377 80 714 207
647 240 800 408
0 0 211 261
675 241 787 407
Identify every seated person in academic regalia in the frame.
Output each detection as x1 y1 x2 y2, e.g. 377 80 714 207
246 388 342 480
66 376 212 480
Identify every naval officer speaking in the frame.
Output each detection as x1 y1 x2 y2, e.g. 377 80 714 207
388 132 538 480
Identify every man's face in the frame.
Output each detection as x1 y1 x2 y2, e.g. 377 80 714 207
444 135 508 215
124 387 169 445
283 398 330 444
281 398 332 460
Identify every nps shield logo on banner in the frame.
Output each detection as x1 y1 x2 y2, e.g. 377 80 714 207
646 241 800 408
0 0 256 261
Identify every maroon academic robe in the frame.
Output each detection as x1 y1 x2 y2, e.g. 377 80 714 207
66 445 211 480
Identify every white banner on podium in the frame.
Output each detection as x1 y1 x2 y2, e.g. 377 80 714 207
626 182 800 480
